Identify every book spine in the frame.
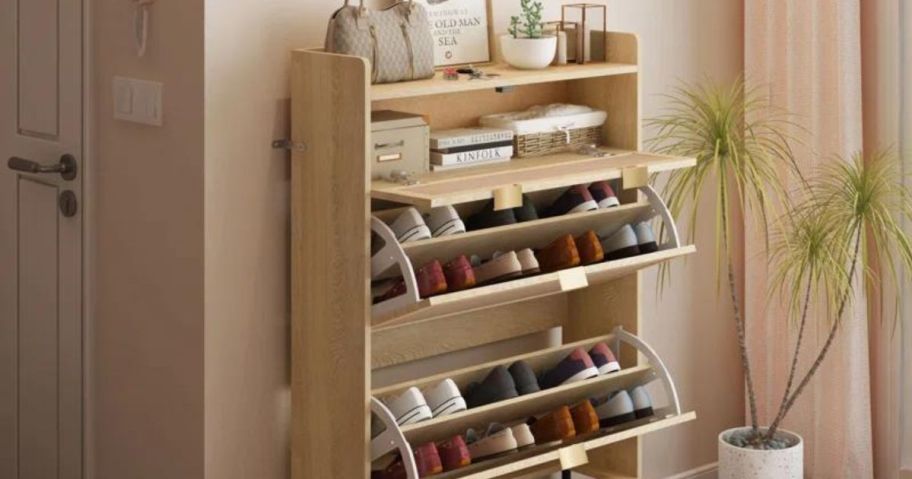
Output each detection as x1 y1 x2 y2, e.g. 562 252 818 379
432 131 514 149
430 146 514 166
431 158 510 172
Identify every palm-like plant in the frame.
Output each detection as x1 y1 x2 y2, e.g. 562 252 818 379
764 150 912 441
646 79 801 434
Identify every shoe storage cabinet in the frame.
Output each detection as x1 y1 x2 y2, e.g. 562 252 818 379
292 32 697 479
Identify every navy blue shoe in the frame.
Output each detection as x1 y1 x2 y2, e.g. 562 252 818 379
543 185 598 217
466 201 518 231
539 348 599 389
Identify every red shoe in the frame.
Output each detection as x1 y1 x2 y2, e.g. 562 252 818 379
443 256 476 292
376 442 443 479
438 435 471 471
416 260 447 298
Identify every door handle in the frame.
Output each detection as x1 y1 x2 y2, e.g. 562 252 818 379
8 154 78 181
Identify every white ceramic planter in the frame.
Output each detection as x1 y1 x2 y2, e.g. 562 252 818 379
500 35 557 70
718 427 803 479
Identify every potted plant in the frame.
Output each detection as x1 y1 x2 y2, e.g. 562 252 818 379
500 0 556 70
648 81 912 478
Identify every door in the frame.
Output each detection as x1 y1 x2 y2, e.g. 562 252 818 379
0 0 84 478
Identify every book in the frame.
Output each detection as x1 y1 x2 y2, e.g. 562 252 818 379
430 145 514 166
429 127 514 150
431 158 511 172
432 140 514 155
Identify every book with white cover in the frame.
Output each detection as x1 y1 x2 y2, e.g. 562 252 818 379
429 128 514 150
431 158 511 172
430 146 513 166
479 104 607 135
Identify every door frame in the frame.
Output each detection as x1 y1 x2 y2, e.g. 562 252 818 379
81 0 93 477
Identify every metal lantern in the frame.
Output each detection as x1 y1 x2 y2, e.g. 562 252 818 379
561 3 607 64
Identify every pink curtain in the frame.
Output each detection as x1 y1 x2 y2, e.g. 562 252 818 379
744 0 874 477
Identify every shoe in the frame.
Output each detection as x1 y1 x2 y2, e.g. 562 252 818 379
425 379 467 418
466 200 517 231
471 251 523 285
589 181 620 209
465 366 518 408
466 424 518 460
630 386 655 419
443 255 476 292
539 348 599 389
438 435 471 471
634 222 659 254
544 185 598 217
516 248 541 275
593 390 636 428
508 360 540 396
588 342 621 375
513 194 540 222
386 387 432 426
373 279 406 304
536 234 580 273
511 423 536 448
528 405 575 443
426 206 466 238
570 400 600 435
574 230 604 265
391 207 432 243
414 442 443 477
600 224 640 261
416 260 448 298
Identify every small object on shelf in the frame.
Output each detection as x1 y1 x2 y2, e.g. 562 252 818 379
429 145 513 168
371 110 429 180
430 127 515 169
543 21 571 65
502 0 557 70
442 67 460 81
479 104 607 158
561 3 607 64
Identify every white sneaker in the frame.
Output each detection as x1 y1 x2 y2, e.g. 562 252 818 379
594 390 636 427
424 379 467 418
599 224 641 261
385 387 432 426
630 386 655 418
390 208 431 243
425 206 466 238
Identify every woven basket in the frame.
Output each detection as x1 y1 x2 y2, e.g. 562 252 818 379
514 126 601 158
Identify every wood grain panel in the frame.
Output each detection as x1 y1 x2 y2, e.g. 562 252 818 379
291 50 370 479
372 296 566 369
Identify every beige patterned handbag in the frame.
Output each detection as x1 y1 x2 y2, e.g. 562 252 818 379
325 0 435 84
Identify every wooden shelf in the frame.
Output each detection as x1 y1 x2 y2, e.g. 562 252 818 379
372 245 696 330
371 151 696 209
371 62 638 101
432 412 697 479
398 365 654 445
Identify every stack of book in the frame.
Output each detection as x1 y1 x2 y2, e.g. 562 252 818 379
429 128 515 171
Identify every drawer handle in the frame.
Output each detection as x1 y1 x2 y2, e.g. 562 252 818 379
375 140 405 149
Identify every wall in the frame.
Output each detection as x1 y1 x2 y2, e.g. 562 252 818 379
89 0 206 478
201 2 743 479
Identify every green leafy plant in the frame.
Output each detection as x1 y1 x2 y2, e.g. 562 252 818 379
508 0 544 39
649 78 912 449
646 78 801 443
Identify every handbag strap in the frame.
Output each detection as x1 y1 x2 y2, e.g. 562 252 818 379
343 0 416 18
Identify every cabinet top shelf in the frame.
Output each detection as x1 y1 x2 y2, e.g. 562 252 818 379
371 62 638 101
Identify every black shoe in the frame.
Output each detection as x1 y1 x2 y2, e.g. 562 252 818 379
543 185 598 218
512 194 539 223
508 361 540 395
464 366 518 408
466 201 517 231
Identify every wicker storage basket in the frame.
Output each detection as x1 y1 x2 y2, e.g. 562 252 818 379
515 126 601 158
479 104 607 158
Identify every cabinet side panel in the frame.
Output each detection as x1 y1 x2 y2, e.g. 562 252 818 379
291 51 371 479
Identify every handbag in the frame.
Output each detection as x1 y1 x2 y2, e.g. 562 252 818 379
325 0 435 84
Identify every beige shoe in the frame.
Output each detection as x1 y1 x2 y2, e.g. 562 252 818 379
510 423 536 449
472 251 523 285
516 248 540 275
466 424 518 461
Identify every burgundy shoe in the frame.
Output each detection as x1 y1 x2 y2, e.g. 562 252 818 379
414 442 443 477
538 348 599 389
438 435 471 471
588 342 620 375
588 181 620 208
544 185 598 217
416 260 448 298
374 280 406 304
443 255 476 292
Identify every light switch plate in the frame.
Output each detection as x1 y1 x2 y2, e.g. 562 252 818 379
113 76 163 126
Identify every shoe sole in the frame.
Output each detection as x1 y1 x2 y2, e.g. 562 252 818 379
604 244 641 261
560 366 600 386
566 199 599 215
634 406 654 419
597 362 621 375
597 197 620 208
599 411 637 428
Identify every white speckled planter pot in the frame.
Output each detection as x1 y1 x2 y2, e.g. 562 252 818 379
718 427 803 479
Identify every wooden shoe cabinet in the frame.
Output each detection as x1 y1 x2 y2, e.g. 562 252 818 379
291 32 697 479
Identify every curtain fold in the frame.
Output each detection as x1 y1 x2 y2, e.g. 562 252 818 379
744 0 874 477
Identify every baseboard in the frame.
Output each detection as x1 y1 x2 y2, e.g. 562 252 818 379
900 468 911 479
664 462 718 479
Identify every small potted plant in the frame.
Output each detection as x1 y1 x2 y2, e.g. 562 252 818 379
501 0 556 70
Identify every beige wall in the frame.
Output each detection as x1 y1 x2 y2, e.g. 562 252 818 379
90 0 743 478
89 0 205 478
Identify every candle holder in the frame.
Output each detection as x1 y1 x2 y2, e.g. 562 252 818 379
560 3 607 64
543 20 580 65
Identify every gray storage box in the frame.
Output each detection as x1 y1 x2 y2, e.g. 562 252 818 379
371 111 429 180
